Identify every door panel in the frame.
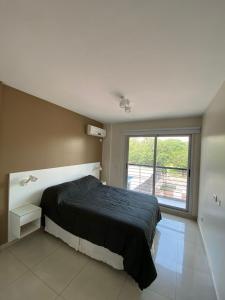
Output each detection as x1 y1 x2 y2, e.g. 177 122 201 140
127 137 155 195
155 136 190 210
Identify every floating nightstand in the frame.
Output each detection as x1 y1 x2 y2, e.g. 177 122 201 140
10 204 42 239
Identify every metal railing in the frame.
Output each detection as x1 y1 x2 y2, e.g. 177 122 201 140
127 163 188 202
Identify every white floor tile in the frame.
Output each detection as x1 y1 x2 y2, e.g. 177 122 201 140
1 213 216 300
153 229 178 270
158 214 202 246
0 249 27 288
0 271 57 300
180 223 203 246
143 289 172 300
62 260 126 300
33 242 90 294
8 230 62 268
118 276 171 300
176 266 217 300
177 239 209 273
117 276 141 300
149 264 176 300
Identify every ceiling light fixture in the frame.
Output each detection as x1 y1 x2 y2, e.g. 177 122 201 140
119 96 131 113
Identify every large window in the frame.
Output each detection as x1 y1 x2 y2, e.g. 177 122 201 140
127 135 191 210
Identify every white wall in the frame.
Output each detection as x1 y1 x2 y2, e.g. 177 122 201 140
198 82 225 300
102 116 202 217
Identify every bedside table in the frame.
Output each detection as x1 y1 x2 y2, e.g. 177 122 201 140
10 204 42 239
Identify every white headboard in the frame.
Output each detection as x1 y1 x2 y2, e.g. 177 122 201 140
8 162 100 241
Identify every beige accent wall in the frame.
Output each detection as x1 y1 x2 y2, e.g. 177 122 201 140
102 117 202 217
198 82 225 300
0 83 4 243
0 83 103 245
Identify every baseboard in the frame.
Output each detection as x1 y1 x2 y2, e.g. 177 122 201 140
198 221 219 300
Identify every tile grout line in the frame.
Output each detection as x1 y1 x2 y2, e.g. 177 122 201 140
7 231 63 269
7 242 70 296
0 249 29 284
2 215 215 300
8 241 61 270
28 268 60 297
0 269 31 292
6 242 72 297
2 252 59 297
3 236 63 294
30 250 93 297
57 257 92 297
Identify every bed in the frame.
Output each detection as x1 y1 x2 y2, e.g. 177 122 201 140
40 175 161 289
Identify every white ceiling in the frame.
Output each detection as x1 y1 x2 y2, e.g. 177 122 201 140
0 0 225 123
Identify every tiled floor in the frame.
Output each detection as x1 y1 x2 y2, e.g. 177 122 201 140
0 213 217 300
158 197 186 209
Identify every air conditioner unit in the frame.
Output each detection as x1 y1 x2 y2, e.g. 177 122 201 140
87 125 106 138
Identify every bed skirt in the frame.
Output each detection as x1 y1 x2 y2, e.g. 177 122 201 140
45 216 156 271
45 216 124 270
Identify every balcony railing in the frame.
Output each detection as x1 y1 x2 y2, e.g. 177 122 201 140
127 163 188 204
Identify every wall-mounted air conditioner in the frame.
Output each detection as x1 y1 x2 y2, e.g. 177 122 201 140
87 125 106 138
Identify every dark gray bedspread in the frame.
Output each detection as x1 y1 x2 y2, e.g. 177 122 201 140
40 175 161 289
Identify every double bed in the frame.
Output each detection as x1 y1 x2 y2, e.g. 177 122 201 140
40 175 161 289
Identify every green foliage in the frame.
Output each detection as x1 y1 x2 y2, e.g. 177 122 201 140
128 137 188 168
128 137 154 165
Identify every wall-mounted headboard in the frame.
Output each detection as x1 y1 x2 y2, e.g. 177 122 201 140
8 162 100 241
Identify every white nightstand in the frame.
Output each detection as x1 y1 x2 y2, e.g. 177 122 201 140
10 204 42 239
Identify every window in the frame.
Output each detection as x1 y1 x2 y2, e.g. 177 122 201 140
126 135 191 211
